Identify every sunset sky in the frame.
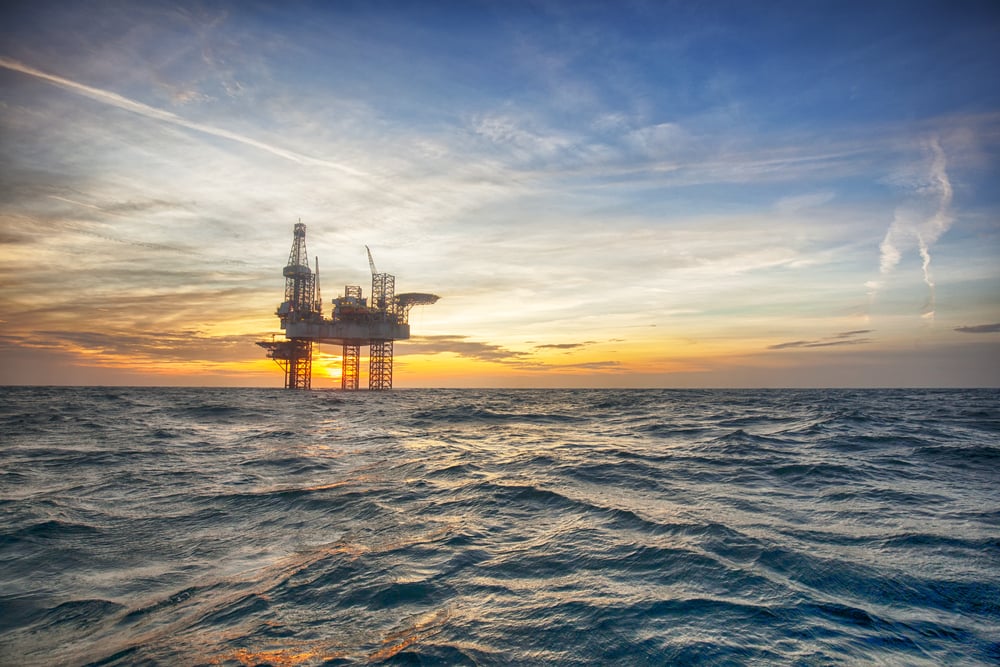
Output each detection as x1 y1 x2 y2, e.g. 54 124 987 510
1 1 998 388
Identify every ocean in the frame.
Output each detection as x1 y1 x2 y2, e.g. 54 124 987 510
0 387 997 665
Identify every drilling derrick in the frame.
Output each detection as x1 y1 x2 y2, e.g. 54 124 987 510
257 222 317 389
282 223 318 325
258 224 438 390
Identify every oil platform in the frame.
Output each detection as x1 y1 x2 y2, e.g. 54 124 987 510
257 223 438 390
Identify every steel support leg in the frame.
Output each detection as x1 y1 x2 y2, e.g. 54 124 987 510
368 339 393 390
342 343 360 390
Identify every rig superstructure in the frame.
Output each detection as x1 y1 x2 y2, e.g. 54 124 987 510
257 223 438 390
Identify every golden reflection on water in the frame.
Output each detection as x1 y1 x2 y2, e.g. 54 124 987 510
208 608 452 665
367 608 451 662
203 524 461 665
212 647 346 666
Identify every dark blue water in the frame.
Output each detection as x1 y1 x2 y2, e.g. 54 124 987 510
1 388 998 665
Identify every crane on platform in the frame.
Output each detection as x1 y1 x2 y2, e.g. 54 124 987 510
257 223 438 390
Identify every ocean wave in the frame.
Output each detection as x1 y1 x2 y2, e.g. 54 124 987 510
1 387 997 665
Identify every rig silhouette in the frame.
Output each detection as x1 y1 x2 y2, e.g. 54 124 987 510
257 223 438 390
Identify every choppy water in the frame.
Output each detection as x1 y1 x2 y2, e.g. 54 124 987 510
1 387 998 665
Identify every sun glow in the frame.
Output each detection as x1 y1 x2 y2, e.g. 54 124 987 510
314 349 344 380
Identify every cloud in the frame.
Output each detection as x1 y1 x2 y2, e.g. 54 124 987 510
555 360 621 371
833 329 873 338
626 122 689 157
768 339 870 350
535 341 596 350
0 56 365 177
398 336 620 373
869 137 954 318
768 330 873 350
469 112 580 168
1 328 266 366
774 191 835 213
46 195 186 217
954 323 1000 334
399 335 529 363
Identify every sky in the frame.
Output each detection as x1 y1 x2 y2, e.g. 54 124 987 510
1 0 998 388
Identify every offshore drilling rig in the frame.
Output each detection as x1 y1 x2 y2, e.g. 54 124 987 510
257 223 438 390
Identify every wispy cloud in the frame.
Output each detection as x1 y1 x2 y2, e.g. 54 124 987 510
400 335 529 363
472 112 575 162
0 328 266 366
46 195 185 217
0 56 366 176
954 323 1000 334
399 335 620 373
774 191 835 213
768 330 873 350
535 341 596 350
554 360 621 371
868 137 954 319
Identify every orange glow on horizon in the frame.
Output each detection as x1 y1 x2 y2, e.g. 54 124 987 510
313 349 343 380
3 322 894 388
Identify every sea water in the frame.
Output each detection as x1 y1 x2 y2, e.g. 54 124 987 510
1 387 997 665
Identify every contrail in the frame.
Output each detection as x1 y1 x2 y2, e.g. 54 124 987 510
868 137 953 320
917 139 954 318
0 56 366 177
